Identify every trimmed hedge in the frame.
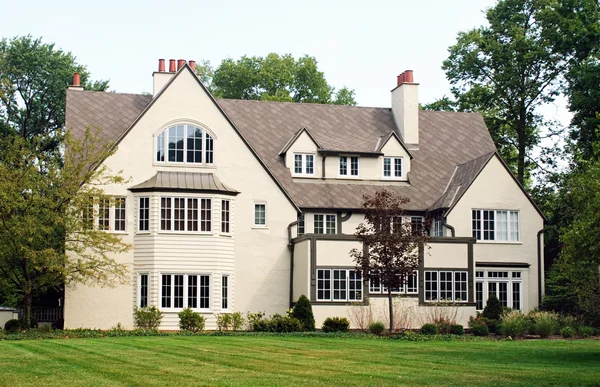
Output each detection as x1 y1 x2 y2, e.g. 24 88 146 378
322 317 350 333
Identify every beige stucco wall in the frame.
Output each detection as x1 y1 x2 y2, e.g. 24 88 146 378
447 155 544 312
65 68 297 330
316 240 362 267
425 243 469 268
391 83 419 146
292 239 311 301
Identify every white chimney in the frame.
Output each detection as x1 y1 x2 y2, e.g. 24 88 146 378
153 59 176 96
391 70 419 148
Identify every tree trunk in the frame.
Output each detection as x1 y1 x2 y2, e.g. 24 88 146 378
388 288 394 334
23 291 33 329
517 108 527 185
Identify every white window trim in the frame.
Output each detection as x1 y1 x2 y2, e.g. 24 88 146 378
221 274 230 311
253 202 268 228
313 213 337 234
154 124 216 166
368 272 419 295
158 196 213 234
475 269 523 311
292 153 316 177
220 199 231 235
338 156 360 178
316 268 363 302
424 270 469 303
159 273 212 312
137 196 151 234
137 273 149 308
472 209 521 243
382 156 404 180
85 196 128 234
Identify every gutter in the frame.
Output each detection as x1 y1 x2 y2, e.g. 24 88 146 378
322 155 327 180
287 217 300 308
537 228 545 306
443 220 456 237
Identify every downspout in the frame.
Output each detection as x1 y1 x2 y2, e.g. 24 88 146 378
442 220 456 237
537 228 545 306
288 217 300 308
322 154 327 180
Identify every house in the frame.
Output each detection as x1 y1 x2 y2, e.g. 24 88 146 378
63 59 545 330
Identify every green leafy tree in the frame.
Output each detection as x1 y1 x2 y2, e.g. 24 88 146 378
350 190 428 334
0 35 109 145
0 129 131 327
196 53 356 105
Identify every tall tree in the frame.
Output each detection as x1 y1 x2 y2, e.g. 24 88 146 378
0 36 109 144
350 190 428 333
441 0 573 184
0 129 130 327
196 53 356 105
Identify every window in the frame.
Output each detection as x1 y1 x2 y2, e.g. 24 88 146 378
160 197 212 232
339 156 359 177
431 217 444 237
155 124 214 165
314 214 336 234
476 270 522 311
424 270 468 302
297 214 305 236
161 274 211 310
221 200 230 233
138 197 150 232
254 203 266 226
410 216 424 235
83 196 127 232
293 153 314 176
222 275 229 310
472 210 520 241
369 272 418 295
383 157 403 178
317 269 362 301
138 274 148 308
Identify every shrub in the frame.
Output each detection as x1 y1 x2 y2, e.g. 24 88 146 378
499 310 530 337
433 317 453 334
178 308 205 332
292 295 315 331
216 313 233 331
133 306 163 330
270 314 303 332
4 319 21 333
577 326 596 338
560 326 575 338
531 311 559 338
468 316 489 337
420 323 438 335
231 312 245 331
449 324 464 336
322 317 350 333
482 294 503 321
246 311 265 330
368 321 386 336
558 314 578 329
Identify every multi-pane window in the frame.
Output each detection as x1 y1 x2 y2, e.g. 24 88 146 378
139 274 148 308
431 217 444 237
369 272 418 295
156 124 214 164
254 204 266 226
160 197 212 232
293 153 314 176
383 157 403 178
221 200 230 233
222 275 229 310
410 216 424 235
476 270 522 311
317 269 362 301
339 156 359 177
424 270 468 302
161 274 211 309
297 214 305 236
472 210 520 241
84 197 127 232
314 214 336 234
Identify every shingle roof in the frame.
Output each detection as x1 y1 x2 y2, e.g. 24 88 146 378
65 89 497 211
130 171 239 195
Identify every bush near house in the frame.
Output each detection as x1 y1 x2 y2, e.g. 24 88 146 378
561 326 576 338
322 317 350 333
133 306 163 330
178 308 205 332
216 313 232 331
481 294 502 333
368 321 386 336
529 311 559 338
292 295 315 331
4 319 21 333
231 312 245 331
420 323 438 335
449 324 464 336
499 310 530 337
577 326 596 338
433 318 453 334
249 313 303 333
468 316 489 337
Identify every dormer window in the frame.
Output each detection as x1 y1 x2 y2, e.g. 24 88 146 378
339 156 359 177
293 153 314 176
156 124 214 164
383 157 403 178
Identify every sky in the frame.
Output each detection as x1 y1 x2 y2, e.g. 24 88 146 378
0 0 569 124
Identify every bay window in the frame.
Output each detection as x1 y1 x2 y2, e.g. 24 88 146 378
161 274 210 310
160 197 212 232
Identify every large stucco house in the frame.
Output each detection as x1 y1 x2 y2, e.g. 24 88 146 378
64 59 545 330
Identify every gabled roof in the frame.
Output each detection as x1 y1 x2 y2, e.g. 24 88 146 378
129 171 239 195
375 131 414 159
66 80 500 211
278 127 323 155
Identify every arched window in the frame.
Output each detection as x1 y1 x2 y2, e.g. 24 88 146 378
156 124 214 164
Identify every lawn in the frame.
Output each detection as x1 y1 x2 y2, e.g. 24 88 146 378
0 336 598 386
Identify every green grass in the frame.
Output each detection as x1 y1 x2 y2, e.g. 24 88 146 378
0 336 598 386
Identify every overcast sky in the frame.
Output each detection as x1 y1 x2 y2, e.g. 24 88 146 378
1 0 569 123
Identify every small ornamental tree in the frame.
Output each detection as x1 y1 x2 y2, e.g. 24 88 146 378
350 190 429 334
292 295 315 331
482 293 503 321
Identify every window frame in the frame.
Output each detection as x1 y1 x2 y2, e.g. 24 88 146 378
221 199 231 234
138 273 149 308
159 196 212 233
339 156 360 177
138 197 150 233
84 196 127 234
313 214 336 234
253 203 267 228
155 124 215 166
368 272 419 295
472 209 520 242
221 275 230 311
383 156 403 179
160 273 212 311
316 268 363 302
424 270 469 303
475 269 523 311
292 153 315 177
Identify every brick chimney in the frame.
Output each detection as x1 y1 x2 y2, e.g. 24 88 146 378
391 70 419 147
68 72 84 91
